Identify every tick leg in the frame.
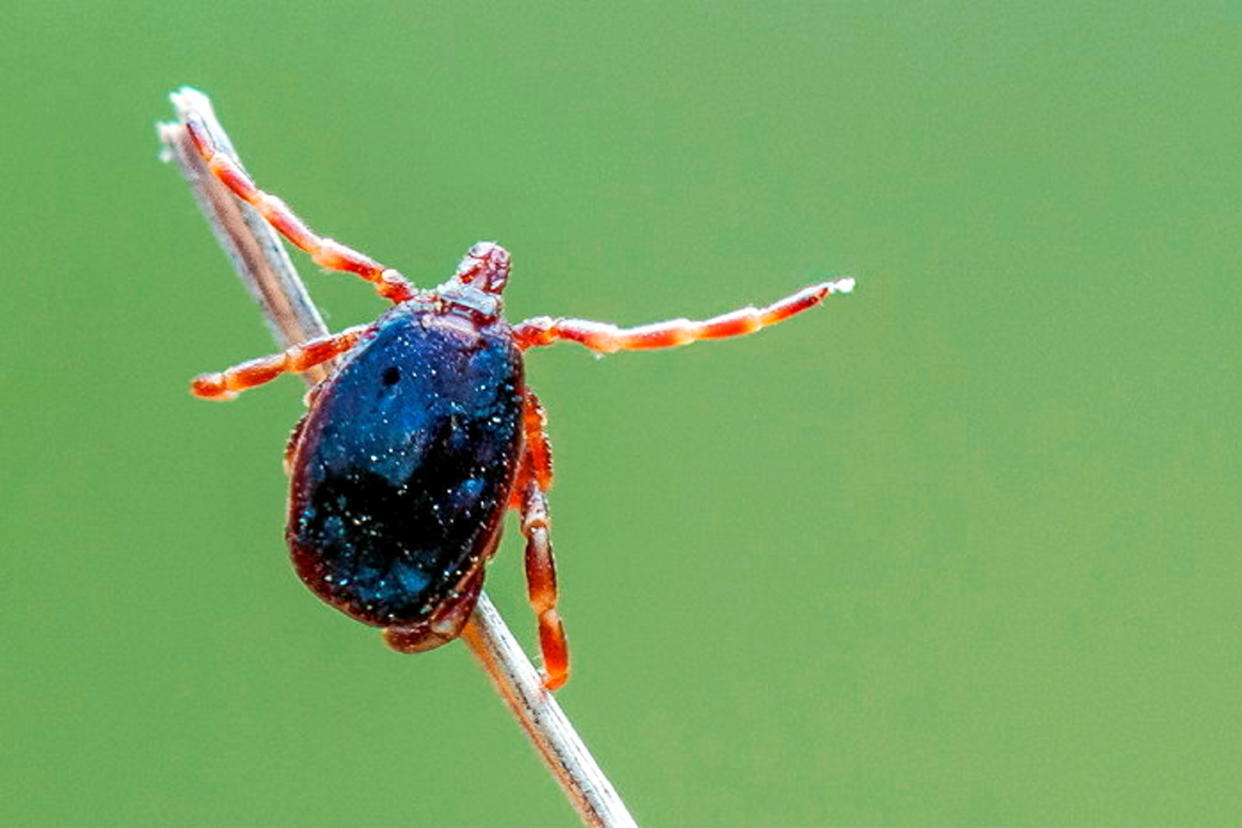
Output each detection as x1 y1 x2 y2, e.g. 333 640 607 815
383 565 485 654
283 411 310 476
524 391 554 487
512 390 567 689
512 277 855 353
520 477 569 690
509 390 554 509
190 324 370 400
183 112 418 304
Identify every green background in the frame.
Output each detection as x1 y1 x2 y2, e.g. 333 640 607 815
3 3 1238 825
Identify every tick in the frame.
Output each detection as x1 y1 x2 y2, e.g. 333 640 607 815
183 113 854 690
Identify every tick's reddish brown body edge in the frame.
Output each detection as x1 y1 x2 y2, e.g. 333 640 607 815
184 110 851 691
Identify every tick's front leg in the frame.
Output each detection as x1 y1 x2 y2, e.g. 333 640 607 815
182 111 418 304
512 277 855 353
190 324 370 400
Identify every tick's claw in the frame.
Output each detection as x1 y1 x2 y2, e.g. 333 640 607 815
542 668 568 692
190 373 235 400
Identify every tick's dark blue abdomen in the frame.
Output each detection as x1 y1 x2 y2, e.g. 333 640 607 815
287 303 524 628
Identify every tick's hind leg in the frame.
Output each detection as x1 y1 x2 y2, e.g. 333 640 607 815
383 566 485 654
516 391 553 495
512 277 855 353
507 389 552 513
512 391 568 690
182 112 417 303
520 478 568 690
191 324 370 400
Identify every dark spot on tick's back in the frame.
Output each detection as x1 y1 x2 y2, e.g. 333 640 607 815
381 366 401 386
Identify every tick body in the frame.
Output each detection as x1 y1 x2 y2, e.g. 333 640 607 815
288 302 524 645
183 109 854 690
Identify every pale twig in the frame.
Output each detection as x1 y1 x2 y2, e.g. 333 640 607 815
158 87 637 828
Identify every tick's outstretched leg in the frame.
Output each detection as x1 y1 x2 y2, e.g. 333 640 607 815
183 112 417 304
512 277 855 353
191 324 370 400
513 391 568 690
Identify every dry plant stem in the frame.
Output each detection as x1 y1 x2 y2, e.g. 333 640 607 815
160 95 333 384
160 88 636 828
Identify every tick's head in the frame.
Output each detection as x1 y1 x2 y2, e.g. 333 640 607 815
436 241 511 320
451 241 511 295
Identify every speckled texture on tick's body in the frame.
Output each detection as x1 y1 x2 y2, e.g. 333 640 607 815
286 301 525 628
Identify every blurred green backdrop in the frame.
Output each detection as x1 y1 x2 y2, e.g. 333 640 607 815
2 2 1238 826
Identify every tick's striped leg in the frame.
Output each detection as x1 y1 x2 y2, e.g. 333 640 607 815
512 391 566 689
524 391 554 489
183 112 417 304
283 412 310 477
512 277 855 353
509 390 554 509
190 324 370 400
520 477 569 690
